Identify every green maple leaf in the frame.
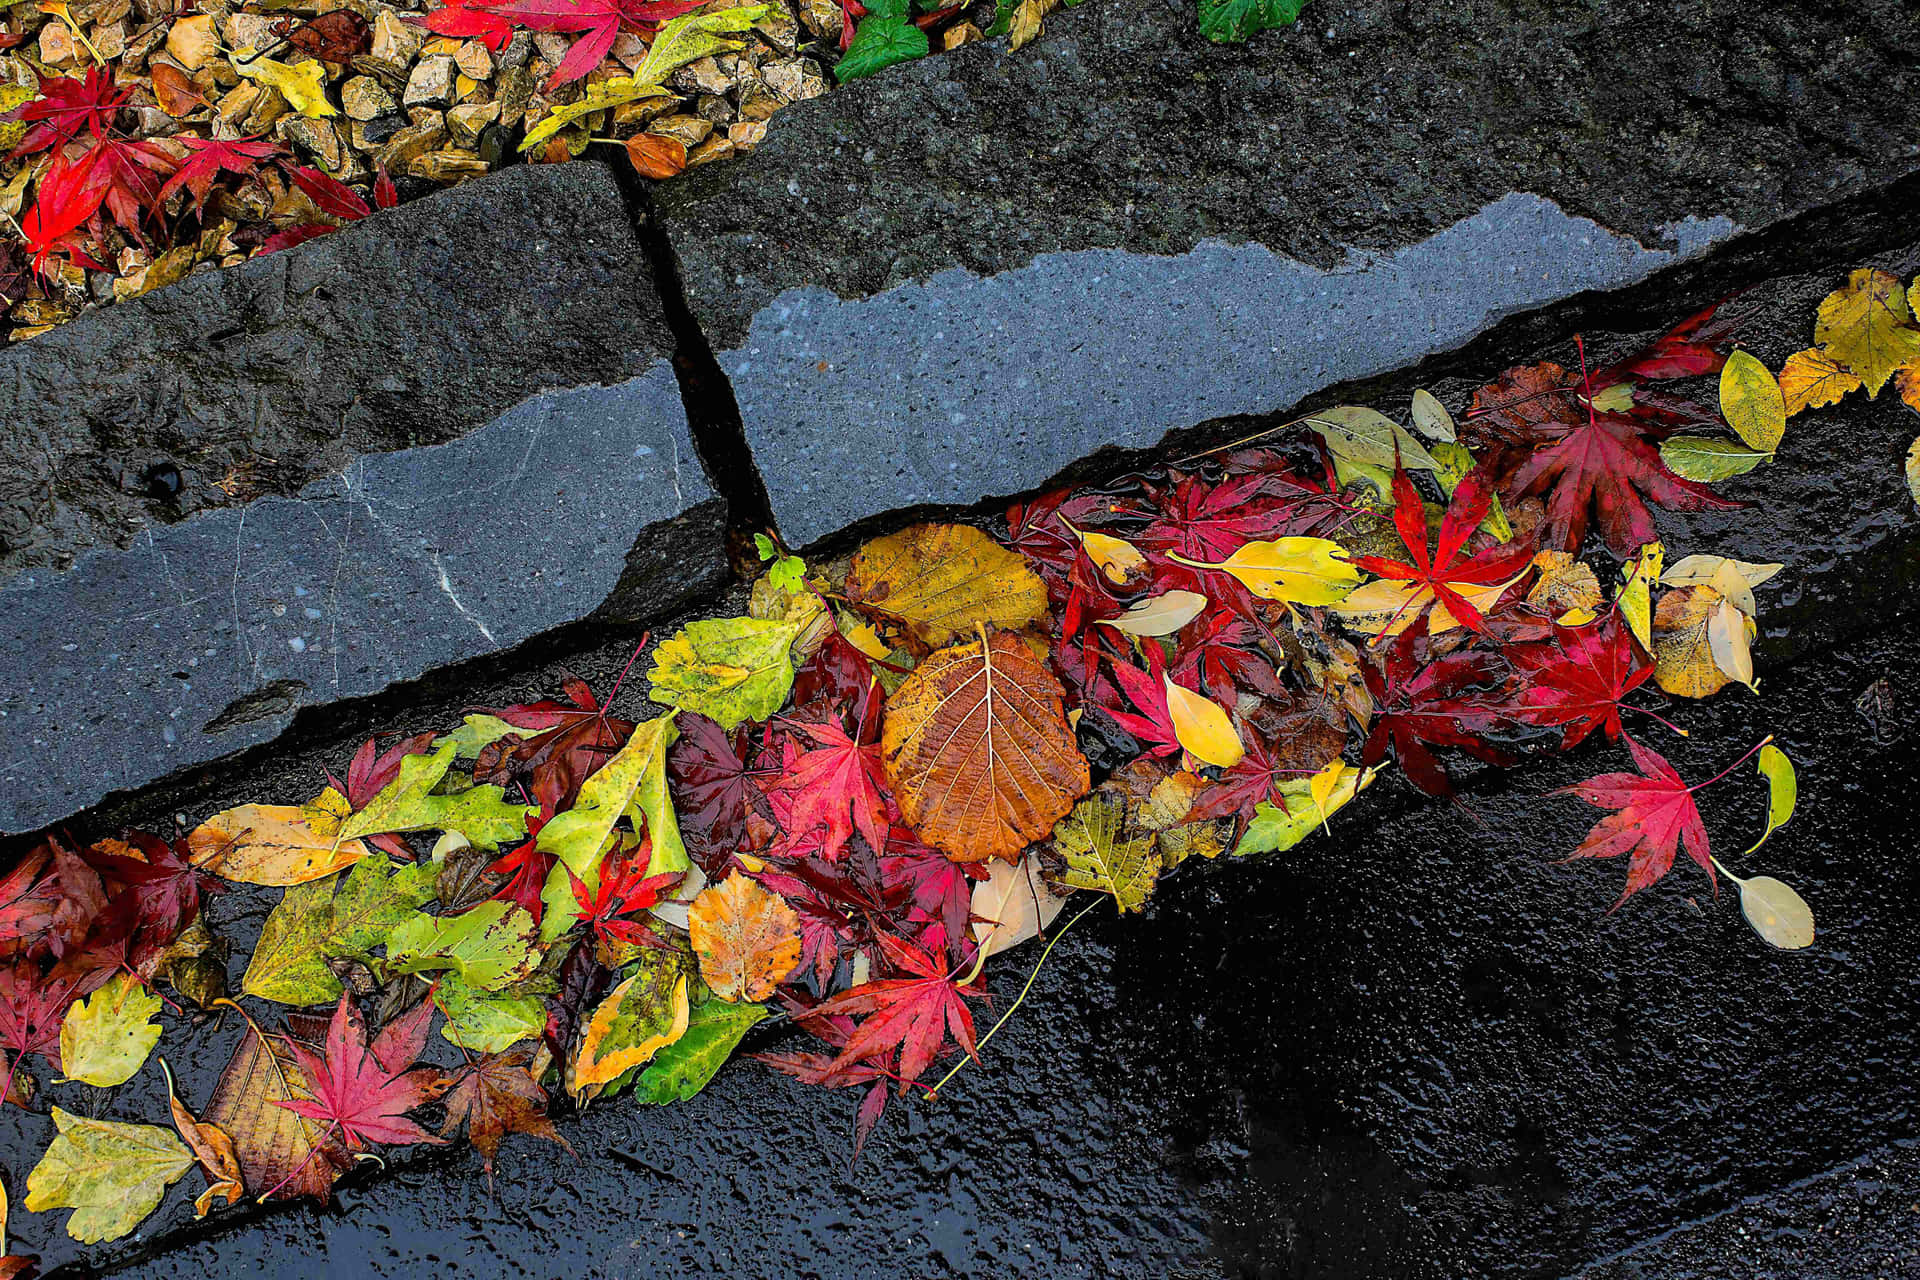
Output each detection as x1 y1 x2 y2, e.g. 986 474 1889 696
1197 0 1307 43
26 1109 194 1244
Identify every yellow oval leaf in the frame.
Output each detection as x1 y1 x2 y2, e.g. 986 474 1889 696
844 522 1049 649
1718 349 1786 452
1908 435 1920 514
1163 674 1243 769
1652 583 1730 699
1167 538 1359 605
1095 589 1208 637
232 50 335 118
186 804 370 885
1734 875 1814 950
686 873 802 1003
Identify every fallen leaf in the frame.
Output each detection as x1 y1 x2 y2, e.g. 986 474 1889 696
536 714 683 935
631 3 773 84
186 803 370 885
1727 873 1814 950
1907 436 1920 513
630 998 767 1104
843 523 1049 649
242 852 438 1005
1717 349 1785 452
1059 514 1148 589
1409 388 1457 442
881 630 1089 864
520 75 674 150
274 993 444 1153
1558 734 1712 905
1163 674 1244 768
162 1061 243 1217
438 1044 569 1174
686 873 802 1003
1095 589 1209 636
1052 795 1158 911
1007 0 1059 49
232 50 336 118
385 902 542 992
1652 585 1745 698
968 853 1069 957
1232 761 1375 856
1777 348 1860 416
569 950 693 1101
648 617 801 730
808 932 982 1094
1659 554 1782 617
434 976 545 1054
1527 551 1602 613
1336 467 1535 637
205 1010 342 1201
1815 268 1920 397
1659 436 1770 482
1197 0 1307 41
56 972 159 1087
338 740 533 850
150 63 206 116
24 1108 192 1244
1166 537 1360 605
1305 405 1440 473
625 132 687 178
1617 541 1663 652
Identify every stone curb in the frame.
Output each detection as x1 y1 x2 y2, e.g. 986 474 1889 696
0 164 728 834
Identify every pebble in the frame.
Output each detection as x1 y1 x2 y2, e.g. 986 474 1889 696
445 101 500 147
408 149 489 182
727 120 767 150
375 111 446 172
165 13 216 71
649 114 712 147
403 55 458 108
455 40 492 80
371 9 424 65
37 22 81 67
342 75 397 121
686 135 734 167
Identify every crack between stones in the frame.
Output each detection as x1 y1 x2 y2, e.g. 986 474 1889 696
598 151 778 572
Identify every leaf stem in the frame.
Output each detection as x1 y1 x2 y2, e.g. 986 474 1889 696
1686 734 1774 794
925 897 1100 1101
1621 703 1689 738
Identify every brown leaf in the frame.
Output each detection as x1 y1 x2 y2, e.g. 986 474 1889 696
882 629 1089 864
281 10 370 63
150 64 206 117
1652 584 1748 699
625 133 687 179
204 1008 344 1202
686 873 802 1003
844 523 1049 650
162 1063 244 1217
438 1045 570 1176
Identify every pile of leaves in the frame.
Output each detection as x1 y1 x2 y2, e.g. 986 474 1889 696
0 299 1825 1267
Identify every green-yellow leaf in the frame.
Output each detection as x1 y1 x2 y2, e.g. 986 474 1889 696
1731 874 1814 950
1305 405 1439 473
338 739 533 850
520 76 676 150
1660 436 1770 482
1050 795 1159 912
537 714 684 938
56 973 161 1087
386 901 542 992
439 713 532 760
630 998 767 1104
242 852 439 1005
1431 441 1513 541
435 975 546 1054
1718 349 1786 452
1616 541 1663 652
1814 267 1920 397
232 50 334 117
569 948 695 1102
1408 388 1456 442
25 1108 193 1244
1746 743 1797 856
647 617 799 730
1906 436 1920 513
1166 537 1360 605
632 4 773 86
1233 761 1375 856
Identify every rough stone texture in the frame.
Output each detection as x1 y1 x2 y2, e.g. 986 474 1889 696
655 0 1920 546
0 162 672 578
0 372 725 835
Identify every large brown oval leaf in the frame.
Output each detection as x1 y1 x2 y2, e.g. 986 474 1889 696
882 630 1089 864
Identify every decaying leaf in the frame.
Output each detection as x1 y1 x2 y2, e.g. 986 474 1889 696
882 630 1089 864
1653 585 1753 698
1163 674 1244 768
1616 541 1663 652
56 972 160 1087
243 852 438 1005
520 76 674 149
648 617 802 730
205 1010 343 1202
844 522 1049 649
569 950 693 1101
231 50 335 118
536 714 684 934
1050 795 1158 912
1717 349 1785 453
1306 405 1439 473
969 853 1069 958
337 740 531 850
435 976 545 1055
186 802 370 885
163 1061 243 1217
686 873 802 1003
385 902 542 992
630 998 768 1105
1166 537 1361 605
625 132 688 179
1409 388 1457 442
1527 551 1602 614
1059 515 1148 589
438 1044 570 1174
1777 348 1860 416
1814 268 1920 397
1728 874 1814 950
1095 589 1208 637
631 3 773 83
1659 554 1783 617
24 1108 193 1244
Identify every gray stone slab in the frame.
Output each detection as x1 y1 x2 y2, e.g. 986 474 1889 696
654 0 1920 547
0 371 725 835
0 161 672 578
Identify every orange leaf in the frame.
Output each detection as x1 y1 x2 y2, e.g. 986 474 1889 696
881 629 1089 864
625 133 687 179
1777 348 1861 416
162 1063 243 1217
150 63 206 117
686 873 802 1003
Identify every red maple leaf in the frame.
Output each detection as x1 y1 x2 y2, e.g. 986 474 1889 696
1186 729 1291 825
0 844 53 957
1505 616 1654 749
260 223 338 254
90 136 177 242
753 850 905 989
482 0 707 88
20 143 111 273
1171 607 1282 702
157 135 281 213
1557 734 1713 906
879 824 985 959
474 670 637 810
807 932 984 1095
767 718 889 863
1348 467 1537 637
275 993 445 1151
665 712 754 878
5 67 126 157
1358 631 1515 796
333 731 437 860
1102 647 1182 758
285 163 371 220
82 830 224 940
0 958 75 1098
1138 472 1300 563
416 0 516 49
486 805 557 923
565 846 682 952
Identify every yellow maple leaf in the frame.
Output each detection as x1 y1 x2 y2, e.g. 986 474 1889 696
233 50 336 118
1814 268 1920 397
